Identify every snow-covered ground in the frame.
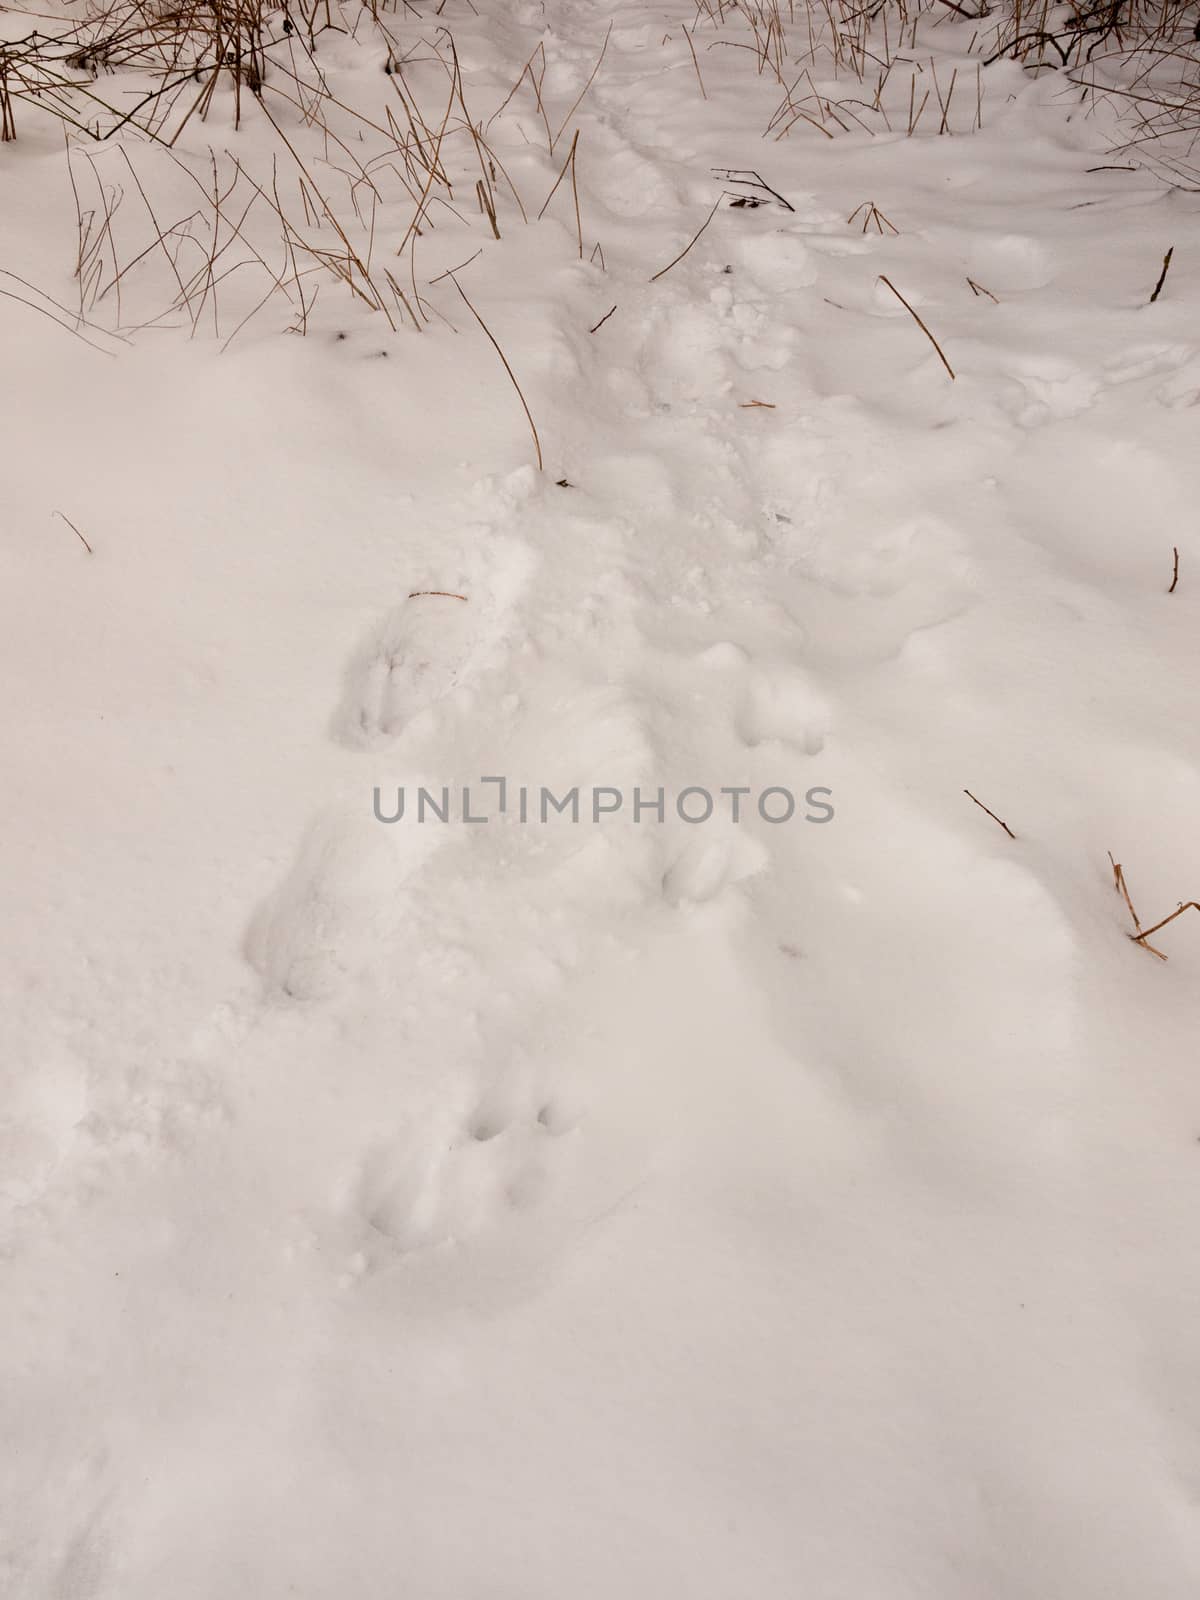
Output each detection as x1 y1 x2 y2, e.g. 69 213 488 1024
4 0 1200 1592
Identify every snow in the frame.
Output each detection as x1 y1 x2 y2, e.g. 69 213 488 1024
3 0 1200 1593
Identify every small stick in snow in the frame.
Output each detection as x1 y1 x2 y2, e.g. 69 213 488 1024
934 64 958 135
649 197 722 283
1131 900 1200 948
1169 546 1180 594
538 128 583 258
683 23 707 98
0 278 119 358
429 249 483 286
879 275 956 379
963 788 1015 839
847 201 899 235
1108 852 1167 959
908 75 932 137
967 277 998 302
711 169 796 212
53 510 93 555
589 304 617 334
1149 246 1174 304
1108 853 1146 934
408 591 468 601
449 273 543 471
551 22 612 151
739 399 776 408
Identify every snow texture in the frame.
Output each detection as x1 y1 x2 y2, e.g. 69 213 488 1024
3 0 1200 1594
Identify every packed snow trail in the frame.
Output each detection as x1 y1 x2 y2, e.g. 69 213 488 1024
4 0 1200 1594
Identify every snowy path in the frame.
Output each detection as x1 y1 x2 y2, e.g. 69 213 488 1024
4 0 1200 1593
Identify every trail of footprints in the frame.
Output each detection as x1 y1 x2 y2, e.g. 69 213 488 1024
249 25 1200 1280
250 551 843 1268
998 340 1198 426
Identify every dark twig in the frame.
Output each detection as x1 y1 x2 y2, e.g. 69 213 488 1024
1108 853 1144 933
428 249 483 287
848 201 899 235
53 510 93 554
682 23 707 98
879 275 956 379
711 167 795 211
551 22 611 152
408 590 467 601
1133 901 1200 945
649 196 721 282
964 788 1015 838
1169 546 1180 594
1149 245 1174 304
449 273 543 470
538 127 582 258
1108 851 1167 960
589 303 617 334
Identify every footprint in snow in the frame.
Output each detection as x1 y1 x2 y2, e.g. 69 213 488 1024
338 592 483 749
347 1086 575 1266
246 805 440 1001
0 1048 88 1215
728 230 819 294
735 662 830 755
798 512 970 602
335 534 535 749
964 233 1054 292
1156 363 1200 410
661 830 767 907
997 355 1098 428
1102 342 1194 387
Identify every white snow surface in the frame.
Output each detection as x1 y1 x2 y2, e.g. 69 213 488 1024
3 0 1200 1594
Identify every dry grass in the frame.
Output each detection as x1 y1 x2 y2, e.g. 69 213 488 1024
848 200 899 234
3 0 1195 359
878 274 956 380
0 0 622 353
685 0 1198 169
1109 852 1200 961
688 0 989 140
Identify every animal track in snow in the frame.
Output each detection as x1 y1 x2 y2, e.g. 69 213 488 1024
636 299 733 402
339 593 483 748
660 830 767 907
336 533 534 749
246 806 440 1001
586 135 680 218
735 663 830 755
1102 342 1194 387
1154 359 1200 410
997 356 1098 427
990 343 1196 429
0 1048 87 1213
797 512 970 601
1004 434 1190 586
728 229 819 293
965 233 1053 292
347 1085 574 1265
